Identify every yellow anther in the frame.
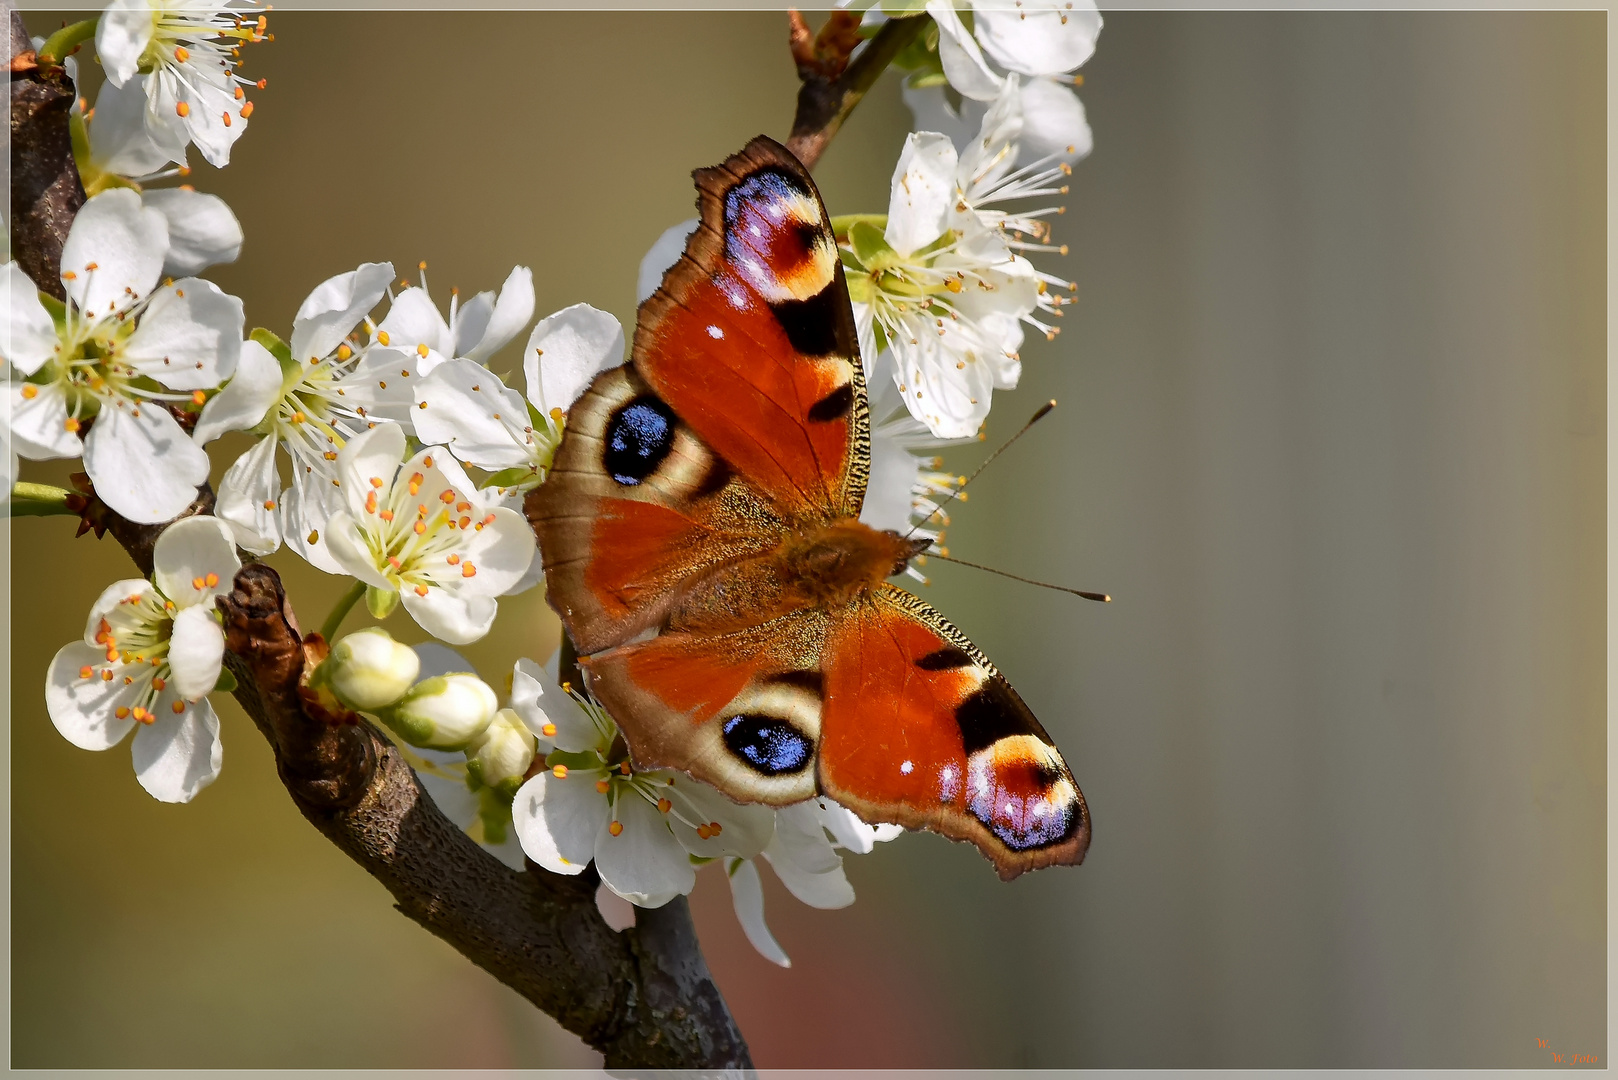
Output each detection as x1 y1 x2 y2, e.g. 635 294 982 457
192 576 206 589
307 529 319 543
657 798 671 814
172 700 185 713
376 331 390 346
608 820 623 837
369 476 384 488
552 765 568 779
153 677 166 691
461 562 476 577
79 665 93 679
446 553 460 565
414 585 428 597
175 45 189 61
222 111 232 127
413 521 426 535
191 390 206 405
422 455 433 467
542 723 556 737
205 572 219 588
418 260 427 271
176 101 190 117
336 344 352 361
416 343 428 358
263 499 277 510
115 707 130 719
290 411 306 423
20 385 37 400
64 417 80 432
596 779 610 793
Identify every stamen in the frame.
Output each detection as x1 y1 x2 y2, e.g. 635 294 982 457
608 820 623 837
552 765 568 779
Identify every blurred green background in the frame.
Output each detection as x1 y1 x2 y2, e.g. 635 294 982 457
7 10 1604 1069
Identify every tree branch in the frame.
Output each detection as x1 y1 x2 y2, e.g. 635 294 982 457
7 13 751 1068
785 10 929 171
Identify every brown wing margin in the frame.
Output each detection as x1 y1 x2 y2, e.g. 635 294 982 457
632 135 870 522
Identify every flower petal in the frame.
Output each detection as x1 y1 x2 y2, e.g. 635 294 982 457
460 265 535 363
94 0 156 87
453 506 536 596
290 262 394 365
84 578 156 643
324 512 393 590
884 132 958 256
281 464 346 574
727 858 791 967
860 425 923 532
168 604 225 701
928 0 1005 102
193 338 282 446
1017 75 1093 164
507 657 551 744
763 840 856 909
3 381 79 460
513 770 607 875
334 421 405 518
669 779 776 860
400 587 498 646
1 262 59 375
376 287 452 359
83 400 209 523
45 641 138 750
214 435 282 555
637 219 698 305
123 277 244 388
338 345 438 427
141 189 244 277
973 0 1102 77
131 692 222 803
153 514 242 607
59 189 167 316
168 68 247 169
88 74 174 178
413 359 532 469
595 794 696 906
412 642 475 680
524 303 625 415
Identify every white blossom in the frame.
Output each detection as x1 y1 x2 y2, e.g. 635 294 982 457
1 189 243 522
314 626 420 711
377 264 534 369
413 302 624 497
43 515 239 802
322 423 536 644
95 0 269 168
198 262 446 570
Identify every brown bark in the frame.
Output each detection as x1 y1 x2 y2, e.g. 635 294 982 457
6 12 750 1069
785 10 929 171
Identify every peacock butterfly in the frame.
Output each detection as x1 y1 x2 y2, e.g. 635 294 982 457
527 136 1089 879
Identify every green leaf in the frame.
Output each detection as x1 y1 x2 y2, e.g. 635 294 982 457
481 466 538 490
849 220 898 271
214 668 238 694
249 327 301 384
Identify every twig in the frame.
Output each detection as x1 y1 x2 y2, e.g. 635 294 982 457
5 13 751 1068
786 10 929 171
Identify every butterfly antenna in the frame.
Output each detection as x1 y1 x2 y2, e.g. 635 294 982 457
904 399 1058 541
926 551 1111 602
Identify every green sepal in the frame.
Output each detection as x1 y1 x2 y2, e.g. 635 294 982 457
365 585 400 620
544 749 601 773
37 290 67 328
213 667 239 694
892 18 941 71
906 70 949 89
250 327 301 385
830 213 888 242
879 0 930 16
844 272 873 305
849 220 898 272
481 466 538 491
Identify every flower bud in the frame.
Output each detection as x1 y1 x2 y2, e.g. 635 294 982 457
316 628 420 711
465 708 538 796
377 673 498 750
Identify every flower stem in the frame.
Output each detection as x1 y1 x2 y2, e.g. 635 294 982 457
6 482 79 518
320 579 368 642
37 19 98 65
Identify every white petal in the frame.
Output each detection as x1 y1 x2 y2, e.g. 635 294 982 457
522 661 600 754
637 219 699 305
323 512 393 590
83 401 209 523
334 421 405 517
141 189 243 277
1018 75 1093 164
460 265 535 363
400 587 498 646
193 338 282 445
900 82 981 155
214 435 282 555
376 287 452 358
337 346 437 427
727 859 791 967
94 0 156 86
84 577 157 643
411 359 530 469
1 262 59 375
290 262 394 365
771 802 843 874
168 604 225 701
506 657 550 742
3 382 79 460
884 132 959 257
131 692 222 803
973 0 1102 77
59 189 167 316
595 794 696 906
763 840 857 909
859 429 922 532
415 747 479 827
172 71 247 169
454 506 536 596
88 75 173 177
153 514 241 608
280 463 346 574
139 71 192 166
524 303 624 415
815 797 894 853
123 277 244 388
928 0 1006 102
669 780 776 860
512 770 607 875
45 642 137 750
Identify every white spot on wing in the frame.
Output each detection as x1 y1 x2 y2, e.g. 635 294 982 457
707 325 724 339
900 760 914 775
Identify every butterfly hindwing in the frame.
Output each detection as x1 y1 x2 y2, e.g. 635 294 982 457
634 136 868 520
818 585 1091 880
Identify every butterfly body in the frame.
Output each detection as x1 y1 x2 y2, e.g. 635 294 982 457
529 137 1090 878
